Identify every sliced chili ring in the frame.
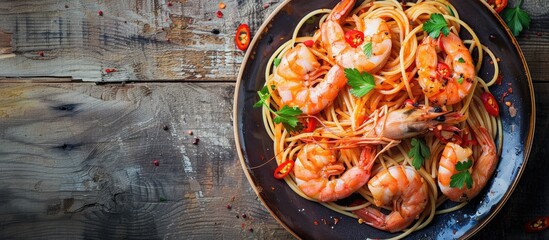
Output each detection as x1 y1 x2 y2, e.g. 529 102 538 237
273 160 295 179
344 30 365 48
524 216 548 232
436 62 451 79
303 117 317 132
481 92 500 117
235 24 251 51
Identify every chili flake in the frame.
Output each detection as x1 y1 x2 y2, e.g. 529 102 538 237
167 2 173 7
192 137 200 145
218 2 226 9
38 51 44 57
216 10 223 18
98 10 103 16
153 160 159 166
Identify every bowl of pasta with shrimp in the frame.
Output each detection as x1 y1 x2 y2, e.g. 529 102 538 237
233 0 534 239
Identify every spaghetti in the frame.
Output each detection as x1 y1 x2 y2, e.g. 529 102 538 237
258 0 502 238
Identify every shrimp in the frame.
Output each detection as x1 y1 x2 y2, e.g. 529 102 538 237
273 43 347 115
353 165 428 233
321 0 392 73
437 127 498 202
374 105 465 140
416 32 475 105
294 143 377 202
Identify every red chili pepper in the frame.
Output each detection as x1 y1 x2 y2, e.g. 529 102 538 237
216 10 223 18
437 62 451 79
303 40 314 47
481 92 500 117
487 0 508 13
97 10 103 16
273 160 295 179
303 118 317 132
344 30 365 48
524 216 548 232
235 24 251 51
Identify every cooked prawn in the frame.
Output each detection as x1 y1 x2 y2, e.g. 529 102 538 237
294 143 376 202
273 43 347 115
321 0 392 73
437 127 497 202
416 32 475 105
353 165 428 232
373 105 465 140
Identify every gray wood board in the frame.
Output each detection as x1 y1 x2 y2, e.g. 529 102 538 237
0 82 291 239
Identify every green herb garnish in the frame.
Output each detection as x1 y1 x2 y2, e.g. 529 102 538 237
409 138 430 170
254 85 303 132
363 42 373 58
501 0 531 36
273 57 281 67
344 68 376 98
458 57 465 63
450 159 474 189
423 13 450 39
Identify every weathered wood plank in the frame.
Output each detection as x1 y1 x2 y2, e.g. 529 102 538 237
0 82 292 239
0 0 282 82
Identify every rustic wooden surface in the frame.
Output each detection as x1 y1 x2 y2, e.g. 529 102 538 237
0 0 547 239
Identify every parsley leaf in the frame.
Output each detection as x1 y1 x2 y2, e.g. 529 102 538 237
363 42 373 58
408 138 430 170
344 68 375 97
254 86 303 132
423 13 450 39
273 57 281 67
274 105 303 132
501 0 531 36
457 57 465 63
450 159 474 189
457 77 464 84
254 85 271 108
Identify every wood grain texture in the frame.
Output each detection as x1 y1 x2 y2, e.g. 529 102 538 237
0 0 281 82
0 83 291 239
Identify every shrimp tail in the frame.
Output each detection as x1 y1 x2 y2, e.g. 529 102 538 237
353 207 412 233
329 0 356 23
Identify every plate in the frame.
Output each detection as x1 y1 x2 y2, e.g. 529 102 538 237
233 0 535 239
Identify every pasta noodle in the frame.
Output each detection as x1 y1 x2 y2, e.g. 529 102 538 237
259 0 502 238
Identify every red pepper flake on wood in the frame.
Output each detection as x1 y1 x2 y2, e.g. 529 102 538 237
192 137 200 145
226 204 232 210
98 10 103 16
216 10 223 18
187 130 193 135
153 160 159 166
218 2 226 9
105 68 117 73
38 51 44 57
167 2 173 7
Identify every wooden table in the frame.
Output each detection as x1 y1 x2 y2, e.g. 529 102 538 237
0 0 547 239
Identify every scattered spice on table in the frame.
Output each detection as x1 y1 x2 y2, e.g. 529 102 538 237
192 137 199 144
216 10 223 18
187 130 193 135
211 29 220 35
153 160 159 166
38 51 44 57
98 10 103 16
218 2 226 9
163 125 169 131
241 213 247 219
105 68 117 73
226 204 232 210
167 2 173 7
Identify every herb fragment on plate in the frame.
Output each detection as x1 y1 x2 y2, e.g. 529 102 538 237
363 42 372 58
344 68 375 98
501 0 531 36
457 57 465 63
409 138 430 170
423 13 450 39
450 159 474 189
273 57 281 67
254 85 303 132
